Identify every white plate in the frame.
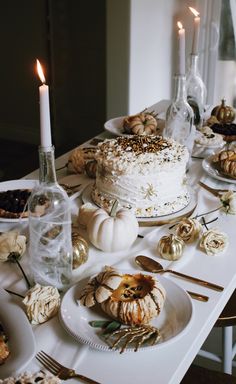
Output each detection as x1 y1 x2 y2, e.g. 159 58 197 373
59 272 193 353
0 289 36 379
104 99 170 137
81 183 198 226
0 179 38 222
202 155 236 184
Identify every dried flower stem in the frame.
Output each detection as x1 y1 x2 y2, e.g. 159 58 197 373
15 259 31 289
4 289 24 298
193 206 222 220
201 217 209 231
8 253 31 289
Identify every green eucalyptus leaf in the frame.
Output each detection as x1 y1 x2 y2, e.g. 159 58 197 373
103 321 121 334
89 320 112 328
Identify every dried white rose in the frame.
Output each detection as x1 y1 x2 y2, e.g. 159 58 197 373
22 284 60 324
220 190 236 214
176 218 202 243
200 228 228 256
0 231 26 262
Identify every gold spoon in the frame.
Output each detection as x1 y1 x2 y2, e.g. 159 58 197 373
135 255 224 292
135 256 209 302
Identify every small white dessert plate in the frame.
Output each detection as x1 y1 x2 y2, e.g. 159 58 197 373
59 272 193 353
202 155 236 184
0 288 36 379
81 183 198 226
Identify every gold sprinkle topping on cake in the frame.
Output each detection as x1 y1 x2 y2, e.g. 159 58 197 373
116 135 171 154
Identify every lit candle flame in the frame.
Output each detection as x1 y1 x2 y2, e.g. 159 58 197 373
189 7 200 17
36 59 46 84
177 21 183 30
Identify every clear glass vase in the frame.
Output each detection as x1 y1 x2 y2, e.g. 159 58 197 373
28 146 72 291
186 54 207 128
164 75 195 157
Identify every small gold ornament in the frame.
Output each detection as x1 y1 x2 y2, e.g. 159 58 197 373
72 231 89 269
211 99 235 124
157 234 184 261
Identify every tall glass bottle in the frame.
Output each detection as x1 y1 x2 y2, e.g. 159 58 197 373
164 75 195 157
186 54 207 128
28 146 72 290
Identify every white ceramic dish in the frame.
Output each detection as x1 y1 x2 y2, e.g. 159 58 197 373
104 116 166 137
104 116 128 136
202 155 236 184
0 288 36 379
59 272 193 353
81 183 198 226
0 179 38 222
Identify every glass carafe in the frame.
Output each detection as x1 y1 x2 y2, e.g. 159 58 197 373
28 146 72 290
164 75 195 157
186 54 207 128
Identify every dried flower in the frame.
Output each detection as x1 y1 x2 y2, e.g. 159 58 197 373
22 283 60 324
220 190 236 214
0 231 26 262
175 218 202 243
200 228 228 256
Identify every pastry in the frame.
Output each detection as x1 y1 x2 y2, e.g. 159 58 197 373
0 189 31 218
67 147 96 174
212 150 236 178
0 323 9 365
123 112 158 135
79 266 166 325
0 371 61 383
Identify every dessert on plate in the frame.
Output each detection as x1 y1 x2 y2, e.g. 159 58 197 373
79 266 166 326
0 322 9 365
0 189 31 219
0 371 61 383
92 135 190 217
212 149 236 178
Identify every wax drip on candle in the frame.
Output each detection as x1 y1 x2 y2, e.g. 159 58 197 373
36 59 52 148
189 7 200 55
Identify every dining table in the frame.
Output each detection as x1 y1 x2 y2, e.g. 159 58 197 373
0 100 236 384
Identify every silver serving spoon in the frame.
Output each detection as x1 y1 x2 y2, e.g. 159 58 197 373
135 255 224 292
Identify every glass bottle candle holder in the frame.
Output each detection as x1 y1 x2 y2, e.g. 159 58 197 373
164 75 195 158
186 54 207 128
28 146 72 291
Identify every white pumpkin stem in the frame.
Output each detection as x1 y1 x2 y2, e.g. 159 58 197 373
110 200 119 217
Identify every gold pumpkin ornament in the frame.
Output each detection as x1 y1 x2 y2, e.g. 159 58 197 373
79 266 166 325
211 99 235 124
157 234 184 261
72 230 89 269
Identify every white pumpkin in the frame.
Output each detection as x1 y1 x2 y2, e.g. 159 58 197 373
87 203 139 252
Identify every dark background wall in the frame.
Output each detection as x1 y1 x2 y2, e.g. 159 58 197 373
0 0 106 180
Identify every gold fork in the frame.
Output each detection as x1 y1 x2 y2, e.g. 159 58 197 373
36 350 101 384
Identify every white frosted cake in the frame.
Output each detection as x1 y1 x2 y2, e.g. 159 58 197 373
92 135 190 217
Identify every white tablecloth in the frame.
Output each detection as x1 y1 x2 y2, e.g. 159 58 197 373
1 129 236 384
